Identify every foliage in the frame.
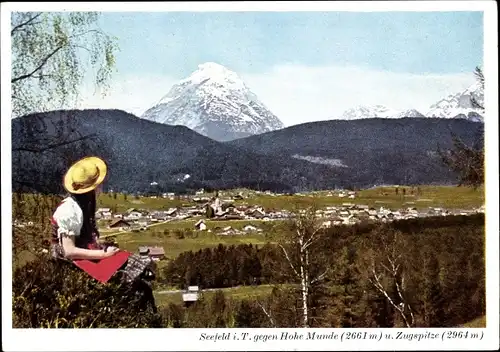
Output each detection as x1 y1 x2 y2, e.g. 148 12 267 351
163 243 277 289
11 11 118 118
12 193 62 267
440 134 484 189
12 255 162 328
160 214 485 328
439 66 485 189
11 12 118 196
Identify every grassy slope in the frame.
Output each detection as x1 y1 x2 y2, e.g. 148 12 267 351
461 316 486 328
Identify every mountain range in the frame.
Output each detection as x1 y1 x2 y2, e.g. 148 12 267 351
338 81 484 122
12 109 483 195
140 62 484 141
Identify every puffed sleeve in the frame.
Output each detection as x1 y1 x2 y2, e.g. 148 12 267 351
52 201 82 239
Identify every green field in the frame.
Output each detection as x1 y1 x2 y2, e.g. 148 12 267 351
228 185 484 211
154 284 275 307
461 316 486 328
97 193 186 212
103 218 285 260
96 185 484 214
114 228 273 260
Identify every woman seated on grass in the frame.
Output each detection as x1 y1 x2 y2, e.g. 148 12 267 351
51 156 120 260
50 156 156 285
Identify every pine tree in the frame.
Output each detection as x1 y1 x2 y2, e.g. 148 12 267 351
420 253 445 327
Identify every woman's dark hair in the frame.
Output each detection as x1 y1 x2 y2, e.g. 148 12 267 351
71 190 97 239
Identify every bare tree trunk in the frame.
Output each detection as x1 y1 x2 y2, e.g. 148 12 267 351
279 207 329 328
299 238 309 328
369 262 414 328
256 300 276 328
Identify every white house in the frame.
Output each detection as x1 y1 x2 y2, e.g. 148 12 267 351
165 208 178 217
195 220 207 231
322 220 332 228
243 225 258 232
101 211 113 219
126 211 142 220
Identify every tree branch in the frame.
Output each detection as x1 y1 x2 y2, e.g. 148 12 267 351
13 133 97 153
11 46 64 83
69 29 106 40
256 300 275 327
278 243 300 279
310 268 329 285
369 267 412 328
394 274 414 326
303 227 322 251
11 13 42 35
30 74 58 80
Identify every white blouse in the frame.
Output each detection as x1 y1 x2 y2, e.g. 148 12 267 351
52 197 83 239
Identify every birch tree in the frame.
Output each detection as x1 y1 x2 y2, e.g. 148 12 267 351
277 206 331 328
11 11 117 118
359 229 415 328
11 12 118 190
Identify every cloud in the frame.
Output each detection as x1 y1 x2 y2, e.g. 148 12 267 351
77 64 476 126
241 64 476 126
77 73 178 117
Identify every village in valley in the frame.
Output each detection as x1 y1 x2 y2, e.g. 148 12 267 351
95 186 485 263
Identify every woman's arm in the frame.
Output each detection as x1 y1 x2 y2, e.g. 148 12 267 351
61 235 117 260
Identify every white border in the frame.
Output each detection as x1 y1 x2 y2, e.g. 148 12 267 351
0 1 495 12
1 1 498 351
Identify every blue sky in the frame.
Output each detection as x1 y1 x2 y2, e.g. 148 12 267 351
98 11 483 77
79 11 484 125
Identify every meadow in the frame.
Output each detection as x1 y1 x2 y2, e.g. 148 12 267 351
227 185 485 211
95 185 485 213
114 227 273 260
154 284 275 307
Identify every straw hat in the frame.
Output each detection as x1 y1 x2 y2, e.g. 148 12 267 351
63 156 107 194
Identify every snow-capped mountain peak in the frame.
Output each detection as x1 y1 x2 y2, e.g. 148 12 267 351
391 109 425 119
425 82 484 121
337 81 483 122
183 62 243 86
340 105 398 120
142 62 284 141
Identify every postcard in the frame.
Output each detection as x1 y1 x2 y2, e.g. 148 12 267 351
1 1 498 351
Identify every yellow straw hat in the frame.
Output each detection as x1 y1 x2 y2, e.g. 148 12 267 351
63 156 107 194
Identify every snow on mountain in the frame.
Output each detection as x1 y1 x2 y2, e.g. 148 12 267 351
425 82 484 122
141 62 285 141
390 109 425 119
337 82 483 122
339 105 398 120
